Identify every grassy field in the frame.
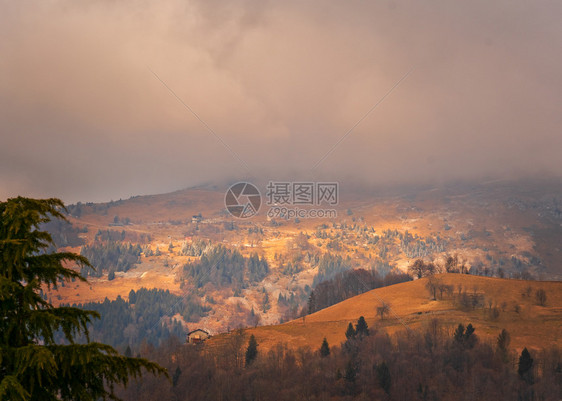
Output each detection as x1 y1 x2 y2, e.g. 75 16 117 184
209 274 562 353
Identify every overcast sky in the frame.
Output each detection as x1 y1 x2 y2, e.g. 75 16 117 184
1 0 561 203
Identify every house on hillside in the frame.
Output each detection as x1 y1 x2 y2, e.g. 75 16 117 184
187 329 210 344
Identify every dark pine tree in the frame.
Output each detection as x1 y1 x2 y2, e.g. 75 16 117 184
245 334 258 366
464 323 477 348
320 338 330 357
355 316 369 337
308 291 316 315
464 323 475 339
345 322 356 339
518 347 534 384
0 197 165 400
128 289 136 304
453 324 465 344
172 366 182 387
344 360 356 383
377 361 392 394
496 329 511 361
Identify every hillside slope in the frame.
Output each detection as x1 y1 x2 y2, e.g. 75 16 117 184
47 180 562 336
214 274 562 352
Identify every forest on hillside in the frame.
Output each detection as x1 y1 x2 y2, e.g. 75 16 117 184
182 244 269 290
116 319 561 401
307 268 412 314
80 240 142 277
59 288 205 350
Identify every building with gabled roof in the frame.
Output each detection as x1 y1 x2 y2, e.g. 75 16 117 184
186 329 210 344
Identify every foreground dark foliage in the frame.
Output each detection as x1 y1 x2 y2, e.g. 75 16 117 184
0 197 166 400
118 321 562 401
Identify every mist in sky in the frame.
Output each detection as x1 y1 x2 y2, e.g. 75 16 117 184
1 0 561 202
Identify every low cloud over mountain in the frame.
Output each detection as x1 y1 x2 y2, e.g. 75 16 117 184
1 0 561 202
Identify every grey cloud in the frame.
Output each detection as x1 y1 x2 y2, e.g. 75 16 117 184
1 0 561 202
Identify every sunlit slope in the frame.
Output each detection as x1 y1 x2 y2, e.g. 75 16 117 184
218 274 562 352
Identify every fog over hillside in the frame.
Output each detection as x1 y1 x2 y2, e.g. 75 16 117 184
1 0 561 202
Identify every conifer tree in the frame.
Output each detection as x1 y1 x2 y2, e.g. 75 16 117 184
128 289 136 304
518 347 534 384
464 323 477 348
464 323 475 339
376 361 391 394
343 360 356 383
345 322 356 339
453 324 465 344
496 329 511 361
245 334 258 366
307 291 316 314
172 366 182 387
355 316 369 337
320 337 330 357
0 197 166 400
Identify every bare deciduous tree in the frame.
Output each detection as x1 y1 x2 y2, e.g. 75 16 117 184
408 259 435 279
377 302 391 320
535 289 547 306
425 276 441 300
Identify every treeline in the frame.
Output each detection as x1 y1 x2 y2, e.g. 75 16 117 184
312 253 353 286
116 321 561 401
277 289 307 321
94 228 152 244
65 198 125 217
183 245 269 289
313 225 447 262
398 230 447 258
61 288 203 350
409 257 541 281
308 268 412 314
80 240 142 277
41 219 87 250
